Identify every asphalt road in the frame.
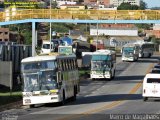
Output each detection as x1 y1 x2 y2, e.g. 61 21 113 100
1 55 160 120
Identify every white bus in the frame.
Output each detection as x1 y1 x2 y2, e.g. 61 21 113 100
90 49 116 80
121 43 139 62
136 42 155 58
21 53 79 107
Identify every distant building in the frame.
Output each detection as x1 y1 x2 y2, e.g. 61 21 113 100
84 0 110 6
0 28 9 42
98 4 117 10
144 24 160 39
145 30 160 38
56 0 77 8
60 4 85 10
90 24 142 49
153 24 160 30
69 30 85 39
90 24 138 36
110 0 140 7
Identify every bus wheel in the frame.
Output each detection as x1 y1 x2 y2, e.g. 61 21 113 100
143 97 148 101
112 70 115 79
109 73 112 81
148 53 151 58
29 104 35 108
72 86 77 101
61 90 66 105
92 78 95 80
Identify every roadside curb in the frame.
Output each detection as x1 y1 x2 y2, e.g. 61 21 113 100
0 101 22 112
154 52 160 56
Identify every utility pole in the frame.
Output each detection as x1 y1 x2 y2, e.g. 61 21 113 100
96 23 98 51
50 0 52 52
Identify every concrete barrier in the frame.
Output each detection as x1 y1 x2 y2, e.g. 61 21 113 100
0 61 12 88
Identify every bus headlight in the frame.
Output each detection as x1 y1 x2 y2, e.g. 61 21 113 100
105 71 109 75
24 99 31 104
92 71 96 74
50 89 59 95
23 92 32 97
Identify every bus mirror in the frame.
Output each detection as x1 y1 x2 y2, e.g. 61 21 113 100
56 72 60 82
134 50 136 54
111 64 113 68
121 49 122 53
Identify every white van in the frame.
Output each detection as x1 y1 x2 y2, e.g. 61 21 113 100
142 73 160 101
41 41 54 54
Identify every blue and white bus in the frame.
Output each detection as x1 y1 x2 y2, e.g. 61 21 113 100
121 43 139 62
90 49 116 80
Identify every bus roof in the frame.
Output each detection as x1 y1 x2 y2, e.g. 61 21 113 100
123 43 139 47
21 53 76 63
93 49 115 55
134 41 154 45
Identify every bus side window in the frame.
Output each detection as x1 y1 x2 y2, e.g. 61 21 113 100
73 59 75 69
71 59 74 70
65 59 68 70
58 59 62 71
74 59 78 68
68 59 71 70
62 60 65 71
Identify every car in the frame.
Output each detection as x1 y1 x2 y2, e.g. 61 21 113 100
153 64 160 70
150 69 160 74
142 73 160 101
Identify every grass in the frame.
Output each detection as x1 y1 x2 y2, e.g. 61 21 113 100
79 68 90 78
0 91 22 106
0 88 22 106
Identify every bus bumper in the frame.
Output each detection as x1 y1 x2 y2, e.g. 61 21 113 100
91 74 111 79
122 57 134 61
23 95 61 105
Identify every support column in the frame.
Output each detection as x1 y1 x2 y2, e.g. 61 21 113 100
32 22 36 56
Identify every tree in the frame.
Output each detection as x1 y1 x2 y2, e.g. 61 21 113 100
52 1 58 8
150 35 160 51
139 0 147 10
6 23 32 45
117 3 133 10
117 0 147 10
37 1 47 8
135 24 152 30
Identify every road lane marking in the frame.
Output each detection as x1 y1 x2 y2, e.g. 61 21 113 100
56 63 154 120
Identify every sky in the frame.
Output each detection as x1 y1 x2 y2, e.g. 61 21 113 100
144 0 160 8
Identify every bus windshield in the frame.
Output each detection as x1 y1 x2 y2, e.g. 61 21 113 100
22 60 57 72
23 72 57 92
91 61 110 71
123 47 134 52
123 47 134 56
21 60 58 92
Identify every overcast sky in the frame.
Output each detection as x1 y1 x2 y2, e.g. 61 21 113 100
143 0 160 8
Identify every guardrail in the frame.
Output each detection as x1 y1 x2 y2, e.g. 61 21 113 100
1 9 160 22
